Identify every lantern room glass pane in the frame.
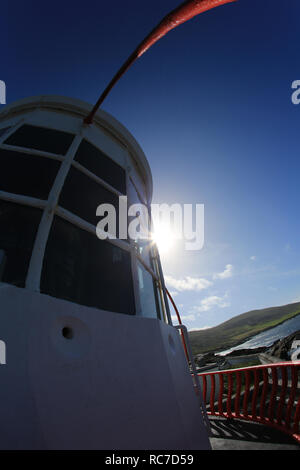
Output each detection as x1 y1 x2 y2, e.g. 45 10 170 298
0 200 42 287
41 216 136 315
4 124 74 155
74 139 126 194
0 149 61 199
58 166 120 229
0 126 10 138
137 262 159 319
128 178 151 262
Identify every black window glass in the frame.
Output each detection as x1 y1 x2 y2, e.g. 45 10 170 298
59 166 120 229
4 125 74 155
0 127 10 138
128 178 151 258
137 262 159 319
0 200 42 287
41 216 135 315
74 139 126 194
0 149 60 199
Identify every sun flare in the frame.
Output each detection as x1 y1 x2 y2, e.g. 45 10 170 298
151 223 176 255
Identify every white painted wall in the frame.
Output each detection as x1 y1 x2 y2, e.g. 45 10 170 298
0 284 211 449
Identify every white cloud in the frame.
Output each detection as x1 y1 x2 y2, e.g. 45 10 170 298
165 274 212 292
188 326 211 331
171 313 196 323
250 256 256 261
181 314 197 322
193 294 230 313
169 291 178 297
213 264 233 280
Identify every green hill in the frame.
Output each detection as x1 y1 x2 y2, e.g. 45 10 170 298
188 302 300 355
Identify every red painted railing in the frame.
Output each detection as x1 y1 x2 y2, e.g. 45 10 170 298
198 361 300 443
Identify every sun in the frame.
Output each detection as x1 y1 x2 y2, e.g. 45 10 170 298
151 223 176 255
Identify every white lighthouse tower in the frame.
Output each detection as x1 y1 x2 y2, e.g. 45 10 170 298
0 95 210 449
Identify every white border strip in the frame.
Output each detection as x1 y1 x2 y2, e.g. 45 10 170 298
0 143 64 162
0 191 47 210
26 131 83 290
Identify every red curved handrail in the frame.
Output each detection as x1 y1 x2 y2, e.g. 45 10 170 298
198 361 300 443
165 287 190 361
84 0 236 123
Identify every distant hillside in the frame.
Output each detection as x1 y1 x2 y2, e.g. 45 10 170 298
189 302 300 355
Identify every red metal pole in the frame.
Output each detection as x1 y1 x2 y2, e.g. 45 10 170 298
242 370 251 418
268 367 278 423
251 368 259 419
202 374 207 403
210 374 216 415
199 363 300 443
226 372 233 417
165 287 190 362
234 370 241 418
286 366 298 430
259 368 269 422
218 374 224 415
277 366 288 425
84 0 237 124
293 397 300 436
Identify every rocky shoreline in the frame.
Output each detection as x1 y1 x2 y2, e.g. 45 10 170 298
194 329 300 370
263 329 300 360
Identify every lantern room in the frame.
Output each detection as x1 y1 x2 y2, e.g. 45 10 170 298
0 96 210 450
0 95 171 323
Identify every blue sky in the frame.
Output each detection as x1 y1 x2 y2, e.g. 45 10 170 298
1 0 300 330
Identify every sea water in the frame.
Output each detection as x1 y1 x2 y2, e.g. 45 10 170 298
219 314 300 356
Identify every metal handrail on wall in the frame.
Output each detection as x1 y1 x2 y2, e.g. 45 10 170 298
198 361 300 443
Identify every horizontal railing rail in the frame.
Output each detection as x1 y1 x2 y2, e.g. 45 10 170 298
198 361 300 443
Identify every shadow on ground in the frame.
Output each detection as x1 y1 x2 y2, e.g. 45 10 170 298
209 416 300 450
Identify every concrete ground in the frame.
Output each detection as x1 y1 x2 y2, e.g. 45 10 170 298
209 416 300 450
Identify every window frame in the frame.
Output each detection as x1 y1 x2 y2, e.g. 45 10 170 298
0 117 171 323
3 123 75 156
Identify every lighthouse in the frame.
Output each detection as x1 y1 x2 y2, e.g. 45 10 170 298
0 95 211 449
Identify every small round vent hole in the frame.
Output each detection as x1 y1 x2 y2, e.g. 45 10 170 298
62 327 74 339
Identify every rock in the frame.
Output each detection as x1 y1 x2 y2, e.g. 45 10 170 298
195 352 216 366
266 330 300 360
220 346 268 357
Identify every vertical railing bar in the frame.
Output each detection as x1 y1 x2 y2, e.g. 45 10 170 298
202 375 207 404
286 366 297 430
242 370 250 418
251 369 259 419
210 374 215 415
235 370 241 418
292 365 300 434
268 367 278 422
259 368 269 422
198 363 300 443
293 397 300 435
277 366 287 425
227 372 233 417
218 374 224 416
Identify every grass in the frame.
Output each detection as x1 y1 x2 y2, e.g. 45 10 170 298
189 303 300 355
228 311 300 343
